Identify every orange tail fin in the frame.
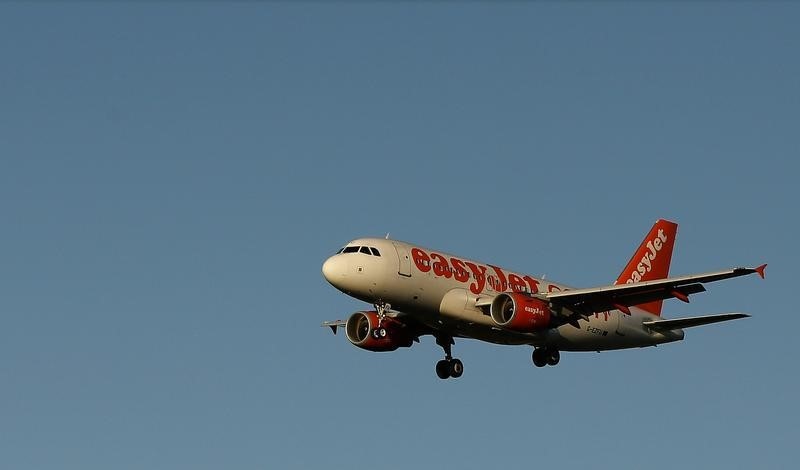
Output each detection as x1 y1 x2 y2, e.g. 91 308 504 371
615 219 678 316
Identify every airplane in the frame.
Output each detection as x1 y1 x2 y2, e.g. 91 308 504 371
321 219 766 379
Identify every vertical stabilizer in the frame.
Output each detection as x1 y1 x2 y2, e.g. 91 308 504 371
615 219 678 316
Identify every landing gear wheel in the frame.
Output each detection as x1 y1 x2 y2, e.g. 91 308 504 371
436 360 451 379
449 359 464 378
435 335 464 379
371 328 387 339
532 348 548 368
546 349 560 366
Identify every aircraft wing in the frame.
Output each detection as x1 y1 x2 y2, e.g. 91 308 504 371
321 320 347 334
545 264 766 316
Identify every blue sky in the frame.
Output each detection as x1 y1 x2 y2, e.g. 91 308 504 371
1 3 797 469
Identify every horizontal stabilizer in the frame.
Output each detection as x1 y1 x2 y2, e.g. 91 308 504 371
643 313 750 331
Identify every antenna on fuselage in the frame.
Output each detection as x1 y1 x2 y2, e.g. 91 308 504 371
385 232 390 239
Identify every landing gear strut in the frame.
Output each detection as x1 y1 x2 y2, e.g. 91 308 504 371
532 347 560 367
435 335 463 379
371 301 391 339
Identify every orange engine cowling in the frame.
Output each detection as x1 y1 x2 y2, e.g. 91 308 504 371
345 311 414 352
490 293 552 332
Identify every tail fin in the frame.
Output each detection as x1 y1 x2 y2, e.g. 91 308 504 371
615 219 678 316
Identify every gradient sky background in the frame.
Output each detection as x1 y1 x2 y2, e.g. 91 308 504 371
1 3 797 469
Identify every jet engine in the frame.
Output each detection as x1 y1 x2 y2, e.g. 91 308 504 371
490 293 552 332
345 311 413 352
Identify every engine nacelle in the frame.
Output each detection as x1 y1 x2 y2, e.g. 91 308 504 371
345 311 413 352
490 293 552 332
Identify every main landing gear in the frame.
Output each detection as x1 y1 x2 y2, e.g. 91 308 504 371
435 335 463 380
532 347 560 368
371 301 391 339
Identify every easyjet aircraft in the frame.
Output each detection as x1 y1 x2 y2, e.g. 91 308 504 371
321 220 765 379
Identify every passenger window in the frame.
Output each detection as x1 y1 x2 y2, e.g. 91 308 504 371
343 246 359 253
360 246 371 255
370 247 381 257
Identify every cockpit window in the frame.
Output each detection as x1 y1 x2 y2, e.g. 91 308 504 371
341 245 381 256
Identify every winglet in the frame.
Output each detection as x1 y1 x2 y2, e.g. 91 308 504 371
755 264 767 279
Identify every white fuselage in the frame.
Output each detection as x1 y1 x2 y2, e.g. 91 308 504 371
322 238 684 352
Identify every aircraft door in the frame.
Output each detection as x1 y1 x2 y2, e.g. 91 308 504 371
394 243 412 277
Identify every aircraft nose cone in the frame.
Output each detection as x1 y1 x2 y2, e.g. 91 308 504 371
322 255 345 285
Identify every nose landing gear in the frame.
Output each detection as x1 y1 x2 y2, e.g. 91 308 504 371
371 301 391 339
435 335 463 379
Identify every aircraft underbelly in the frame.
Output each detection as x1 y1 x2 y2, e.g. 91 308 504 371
552 311 679 351
383 270 683 351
